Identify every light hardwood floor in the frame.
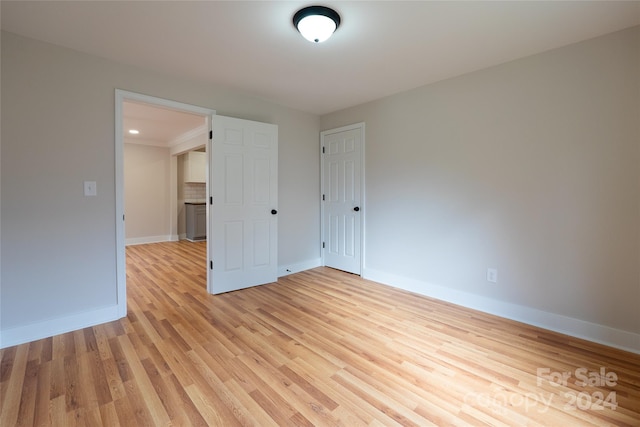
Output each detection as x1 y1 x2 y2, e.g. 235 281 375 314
1 241 639 426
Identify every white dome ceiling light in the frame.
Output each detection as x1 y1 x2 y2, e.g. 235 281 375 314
293 6 341 43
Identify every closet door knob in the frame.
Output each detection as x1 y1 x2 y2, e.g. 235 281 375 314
353 207 360 212
271 209 278 215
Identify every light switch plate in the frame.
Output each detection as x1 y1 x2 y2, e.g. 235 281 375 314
487 268 498 283
84 181 97 196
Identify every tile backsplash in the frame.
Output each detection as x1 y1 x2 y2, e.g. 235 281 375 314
183 183 206 201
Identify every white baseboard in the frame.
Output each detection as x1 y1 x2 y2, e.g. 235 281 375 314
125 235 173 246
278 258 322 277
8 263 635 354
363 268 640 355
0 305 122 349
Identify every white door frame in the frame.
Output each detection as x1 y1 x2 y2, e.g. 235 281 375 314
115 89 215 316
320 122 365 274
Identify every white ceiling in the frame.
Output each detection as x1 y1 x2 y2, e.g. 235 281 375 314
2 1 639 116
123 101 206 147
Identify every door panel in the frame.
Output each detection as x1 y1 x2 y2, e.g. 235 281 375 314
322 124 363 275
224 221 243 271
209 115 278 294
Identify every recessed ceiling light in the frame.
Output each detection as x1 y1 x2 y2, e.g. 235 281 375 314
128 129 140 135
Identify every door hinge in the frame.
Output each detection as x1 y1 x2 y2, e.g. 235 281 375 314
322 242 325 249
209 196 213 205
209 130 213 140
322 146 325 154
123 214 125 221
322 194 325 201
210 260 213 270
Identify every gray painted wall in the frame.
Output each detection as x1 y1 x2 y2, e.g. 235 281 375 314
124 143 171 241
1 32 321 337
321 26 640 338
3 26 639 350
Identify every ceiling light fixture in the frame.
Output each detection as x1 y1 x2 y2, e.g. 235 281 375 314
293 6 341 43
128 129 140 135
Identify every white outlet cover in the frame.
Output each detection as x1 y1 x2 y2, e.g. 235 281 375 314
84 181 97 196
487 268 498 283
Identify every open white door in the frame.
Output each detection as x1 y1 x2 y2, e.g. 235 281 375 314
208 115 278 294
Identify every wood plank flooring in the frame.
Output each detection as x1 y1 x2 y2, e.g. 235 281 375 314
2 240 639 426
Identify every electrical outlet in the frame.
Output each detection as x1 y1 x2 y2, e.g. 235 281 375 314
487 268 498 283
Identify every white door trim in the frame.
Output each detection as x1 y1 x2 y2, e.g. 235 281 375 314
320 122 365 274
115 89 216 316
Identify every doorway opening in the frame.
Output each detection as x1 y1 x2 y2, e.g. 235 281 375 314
115 90 215 317
123 100 208 244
